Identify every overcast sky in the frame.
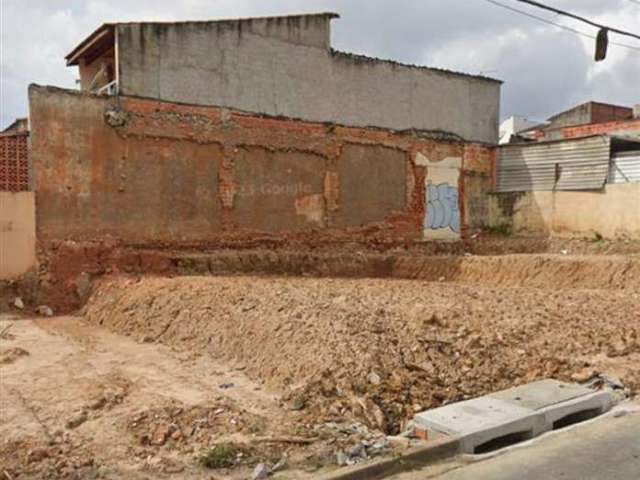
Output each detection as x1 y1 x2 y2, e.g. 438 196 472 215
1 0 639 129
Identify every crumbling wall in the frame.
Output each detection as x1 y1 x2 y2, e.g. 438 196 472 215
488 185 640 239
28 85 494 247
115 20 500 144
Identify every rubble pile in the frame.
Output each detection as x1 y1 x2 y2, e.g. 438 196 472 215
86 276 640 434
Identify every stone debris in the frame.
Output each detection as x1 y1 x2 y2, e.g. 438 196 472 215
104 107 129 127
75 272 92 299
335 438 391 466
289 396 306 411
150 424 173 446
271 454 288 472
251 462 271 479
583 373 625 390
386 435 411 449
14 297 25 309
367 372 381 385
36 305 54 317
66 411 88 429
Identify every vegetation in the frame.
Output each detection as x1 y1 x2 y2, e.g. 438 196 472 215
198 443 242 469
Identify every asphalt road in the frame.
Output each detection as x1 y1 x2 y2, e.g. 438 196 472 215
394 403 640 480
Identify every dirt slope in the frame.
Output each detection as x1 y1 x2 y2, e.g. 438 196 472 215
85 275 640 434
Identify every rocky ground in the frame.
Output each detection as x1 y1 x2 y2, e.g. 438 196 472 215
1 255 638 479
0 315 414 480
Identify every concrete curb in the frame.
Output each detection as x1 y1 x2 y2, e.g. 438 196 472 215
318 436 461 480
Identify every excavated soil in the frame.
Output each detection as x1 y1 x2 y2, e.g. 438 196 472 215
85 267 640 435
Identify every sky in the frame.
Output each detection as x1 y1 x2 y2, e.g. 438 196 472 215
1 0 639 129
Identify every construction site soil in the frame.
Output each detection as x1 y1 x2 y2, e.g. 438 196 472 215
2 252 639 479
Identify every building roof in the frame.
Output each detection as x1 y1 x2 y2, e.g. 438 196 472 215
547 101 632 122
1 117 29 135
66 24 115 66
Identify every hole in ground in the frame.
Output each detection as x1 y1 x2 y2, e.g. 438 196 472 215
552 408 601 430
473 430 533 454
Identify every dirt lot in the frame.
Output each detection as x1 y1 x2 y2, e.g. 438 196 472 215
1 315 398 479
1 254 639 479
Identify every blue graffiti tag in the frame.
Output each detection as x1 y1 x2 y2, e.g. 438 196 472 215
425 182 460 233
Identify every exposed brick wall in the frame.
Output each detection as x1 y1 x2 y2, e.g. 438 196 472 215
0 133 30 191
590 103 633 124
558 118 640 139
29 85 494 248
534 118 640 141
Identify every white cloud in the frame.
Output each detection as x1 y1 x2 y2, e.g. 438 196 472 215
1 0 638 128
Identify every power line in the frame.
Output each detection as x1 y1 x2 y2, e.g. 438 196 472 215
481 0 640 52
513 0 640 40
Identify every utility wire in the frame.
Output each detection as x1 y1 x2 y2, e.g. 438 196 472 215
513 0 640 40
481 0 640 52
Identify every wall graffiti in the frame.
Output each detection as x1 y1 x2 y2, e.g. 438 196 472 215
416 153 462 240
425 182 460 232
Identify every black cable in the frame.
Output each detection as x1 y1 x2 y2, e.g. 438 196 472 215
513 0 640 40
481 0 640 52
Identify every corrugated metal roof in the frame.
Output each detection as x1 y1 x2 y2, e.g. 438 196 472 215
609 150 640 183
497 136 611 192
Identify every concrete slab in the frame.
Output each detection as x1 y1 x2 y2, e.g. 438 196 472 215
490 379 595 411
539 391 612 429
490 380 612 431
413 379 613 454
414 397 546 453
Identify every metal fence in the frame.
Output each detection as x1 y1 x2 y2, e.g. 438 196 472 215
608 150 640 184
496 135 640 192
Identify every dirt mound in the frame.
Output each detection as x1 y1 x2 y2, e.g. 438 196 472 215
85 276 640 433
393 254 640 289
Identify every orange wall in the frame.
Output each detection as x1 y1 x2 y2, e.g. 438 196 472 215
29 85 495 247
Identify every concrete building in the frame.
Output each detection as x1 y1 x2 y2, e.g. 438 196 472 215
545 101 634 130
65 13 501 144
499 116 545 144
531 101 640 142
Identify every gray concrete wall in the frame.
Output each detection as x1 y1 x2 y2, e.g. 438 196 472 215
116 18 500 144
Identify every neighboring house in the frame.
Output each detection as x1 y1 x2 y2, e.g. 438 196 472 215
499 116 545 144
64 13 501 144
490 102 640 239
530 101 640 142
2 118 29 134
0 118 35 280
490 133 640 239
